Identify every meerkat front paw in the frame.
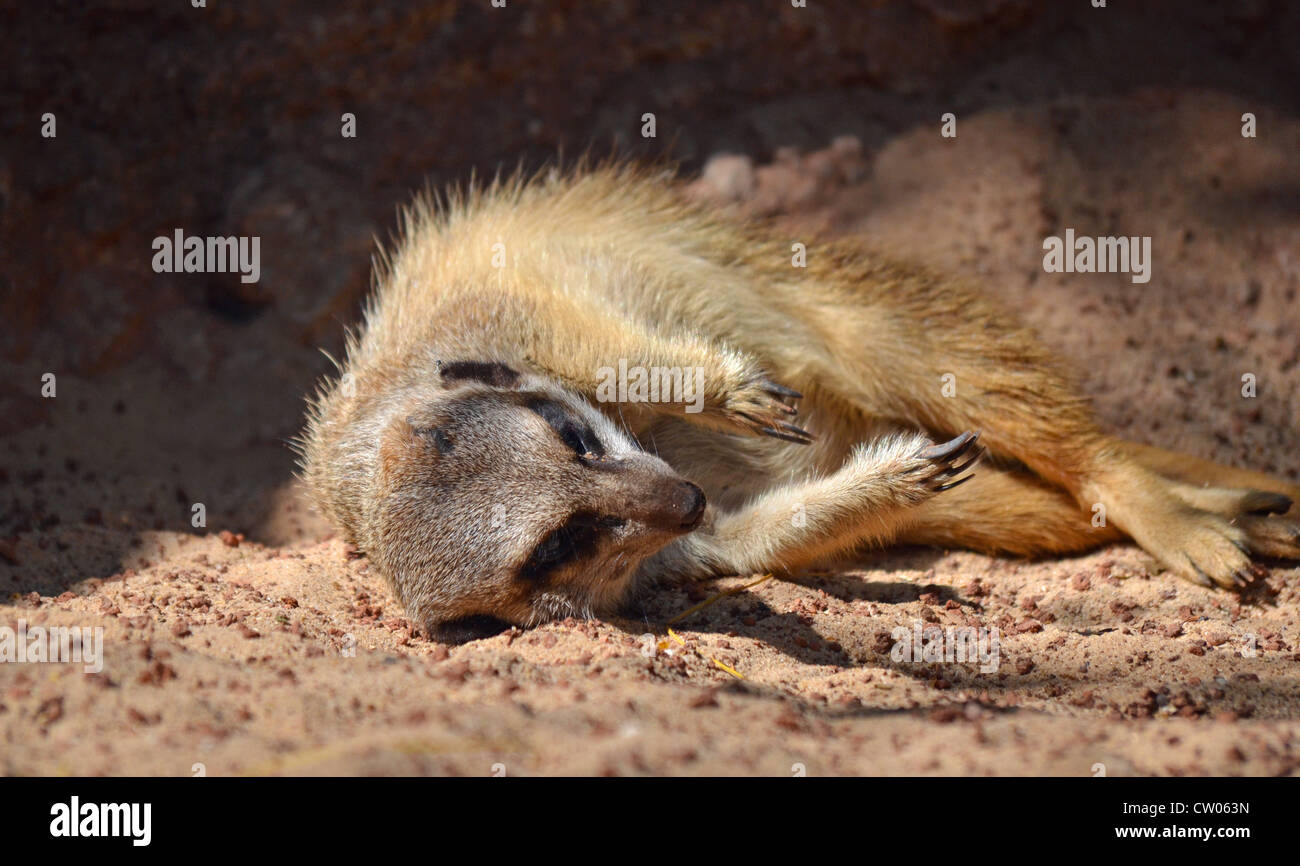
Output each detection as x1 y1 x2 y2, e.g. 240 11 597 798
910 430 984 492
841 430 984 511
721 373 813 444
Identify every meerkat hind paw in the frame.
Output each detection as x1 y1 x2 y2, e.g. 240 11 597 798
1236 513 1300 561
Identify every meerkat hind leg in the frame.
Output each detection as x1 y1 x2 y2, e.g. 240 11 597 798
899 463 1124 557
1075 444 1300 583
1123 441 1300 515
805 272 1298 587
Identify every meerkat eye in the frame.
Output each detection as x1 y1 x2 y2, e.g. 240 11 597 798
524 398 605 458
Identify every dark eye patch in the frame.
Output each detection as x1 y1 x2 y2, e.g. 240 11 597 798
438 360 520 389
524 397 605 458
520 512 626 583
430 614 511 643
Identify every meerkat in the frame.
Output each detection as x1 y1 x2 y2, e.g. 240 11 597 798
298 162 1300 642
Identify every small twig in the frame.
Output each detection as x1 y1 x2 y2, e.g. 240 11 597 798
659 574 775 680
665 574 774 626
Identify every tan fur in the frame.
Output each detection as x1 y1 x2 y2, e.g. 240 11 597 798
298 162 1300 637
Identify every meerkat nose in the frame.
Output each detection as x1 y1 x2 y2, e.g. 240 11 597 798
676 481 707 530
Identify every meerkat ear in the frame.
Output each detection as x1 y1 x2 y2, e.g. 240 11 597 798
437 360 521 389
428 614 512 644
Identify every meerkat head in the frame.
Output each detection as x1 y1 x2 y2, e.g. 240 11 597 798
366 360 705 642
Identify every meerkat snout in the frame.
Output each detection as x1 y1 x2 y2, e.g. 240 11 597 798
668 481 707 530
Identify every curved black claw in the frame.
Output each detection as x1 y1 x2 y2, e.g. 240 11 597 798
932 473 977 493
1185 556 1214 588
934 451 983 481
916 431 984 492
916 430 980 463
756 419 815 445
729 376 811 443
761 379 804 400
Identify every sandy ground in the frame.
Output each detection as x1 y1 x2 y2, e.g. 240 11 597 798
5 89 1300 775
4 2 1300 776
